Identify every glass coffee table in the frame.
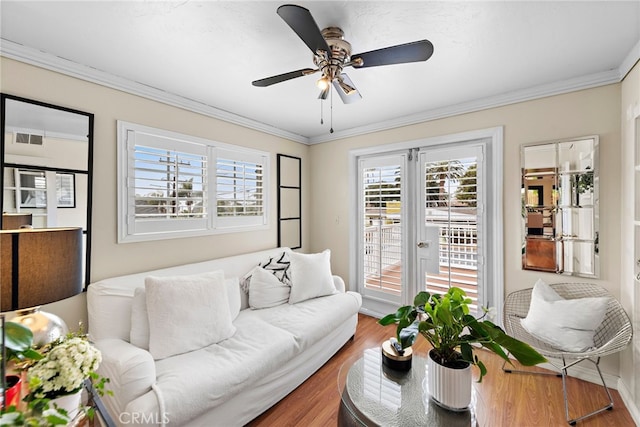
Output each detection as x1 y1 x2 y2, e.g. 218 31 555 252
338 348 486 426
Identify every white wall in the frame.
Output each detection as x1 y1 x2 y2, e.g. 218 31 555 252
620 61 640 420
308 84 623 376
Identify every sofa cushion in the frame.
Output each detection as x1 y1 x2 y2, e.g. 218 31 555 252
130 288 150 349
145 270 236 360
249 292 362 351
249 266 290 309
288 249 336 304
153 313 298 425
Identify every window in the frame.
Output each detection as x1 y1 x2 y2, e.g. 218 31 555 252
117 121 269 242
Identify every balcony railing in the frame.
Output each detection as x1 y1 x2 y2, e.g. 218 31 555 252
364 222 479 309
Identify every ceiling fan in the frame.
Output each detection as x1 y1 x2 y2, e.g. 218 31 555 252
252 4 434 104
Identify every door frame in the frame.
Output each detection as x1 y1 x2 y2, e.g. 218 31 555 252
349 126 504 323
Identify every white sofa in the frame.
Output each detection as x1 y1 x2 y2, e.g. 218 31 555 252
87 247 362 426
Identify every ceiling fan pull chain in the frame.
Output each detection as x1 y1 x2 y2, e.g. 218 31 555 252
330 88 334 133
320 99 324 125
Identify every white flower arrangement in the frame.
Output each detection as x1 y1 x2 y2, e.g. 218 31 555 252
26 336 102 400
1 327 110 426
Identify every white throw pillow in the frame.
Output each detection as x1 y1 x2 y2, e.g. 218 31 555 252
249 267 291 309
130 276 241 351
145 270 236 360
288 249 336 304
521 279 609 352
240 251 292 292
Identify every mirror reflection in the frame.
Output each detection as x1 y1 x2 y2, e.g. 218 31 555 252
1 94 93 286
521 136 599 277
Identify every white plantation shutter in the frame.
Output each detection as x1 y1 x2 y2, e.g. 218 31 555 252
126 131 208 236
118 122 269 242
215 148 266 228
359 154 405 303
422 147 483 313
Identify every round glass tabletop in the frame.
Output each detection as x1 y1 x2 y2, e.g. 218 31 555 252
337 348 485 427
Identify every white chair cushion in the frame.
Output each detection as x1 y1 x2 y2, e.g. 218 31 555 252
521 279 609 352
249 266 291 309
288 249 336 304
145 270 236 360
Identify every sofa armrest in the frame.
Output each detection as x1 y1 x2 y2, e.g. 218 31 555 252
333 275 346 293
95 338 156 419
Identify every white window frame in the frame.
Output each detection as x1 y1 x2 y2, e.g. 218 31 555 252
117 121 269 243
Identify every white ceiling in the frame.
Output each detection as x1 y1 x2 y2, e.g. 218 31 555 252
1 1 639 144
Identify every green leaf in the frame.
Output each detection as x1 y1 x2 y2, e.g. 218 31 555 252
377 313 398 326
413 291 430 307
476 360 487 383
460 342 473 363
494 334 547 366
4 321 33 351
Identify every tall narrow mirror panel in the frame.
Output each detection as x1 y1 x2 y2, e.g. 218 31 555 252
1 94 93 287
521 136 599 277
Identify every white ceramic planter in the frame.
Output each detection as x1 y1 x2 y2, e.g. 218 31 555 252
426 349 472 411
50 390 82 419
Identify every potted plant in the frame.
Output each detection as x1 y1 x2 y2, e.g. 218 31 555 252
1 326 110 426
2 321 42 409
378 287 546 410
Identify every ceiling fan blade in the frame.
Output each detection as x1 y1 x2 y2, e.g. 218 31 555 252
277 4 331 57
351 40 434 68
333 74 362 104
252 68 317 87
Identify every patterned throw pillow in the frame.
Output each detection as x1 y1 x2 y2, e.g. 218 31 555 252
241 251 291 292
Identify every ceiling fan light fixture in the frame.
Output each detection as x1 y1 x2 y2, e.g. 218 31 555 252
338 79 356 95
316 76 330 90
318 86 330 100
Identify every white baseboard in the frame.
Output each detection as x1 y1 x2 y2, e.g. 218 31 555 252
617 379 640 426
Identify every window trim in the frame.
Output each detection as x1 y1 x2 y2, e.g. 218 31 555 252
117 121 269 243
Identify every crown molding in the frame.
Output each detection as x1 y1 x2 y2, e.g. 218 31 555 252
308 68 622 144
0 39 310 145
619 38 640 80
2 37 638 146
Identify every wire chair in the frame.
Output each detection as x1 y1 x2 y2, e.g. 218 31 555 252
502 282 633 425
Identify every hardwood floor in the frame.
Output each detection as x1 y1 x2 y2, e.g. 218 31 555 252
248 314 636 427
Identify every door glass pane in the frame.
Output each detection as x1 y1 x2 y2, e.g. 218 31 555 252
362 162 402 297
423 156 480 312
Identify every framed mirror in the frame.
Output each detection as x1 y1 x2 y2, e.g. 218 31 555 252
521 136 599 277
1 94 93 286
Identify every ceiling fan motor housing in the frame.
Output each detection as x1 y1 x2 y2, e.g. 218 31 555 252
314 27 352 81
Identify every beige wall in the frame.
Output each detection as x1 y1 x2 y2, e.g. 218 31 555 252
0 57 310 328
620 61 640 414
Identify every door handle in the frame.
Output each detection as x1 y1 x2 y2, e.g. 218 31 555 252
417 242 429 248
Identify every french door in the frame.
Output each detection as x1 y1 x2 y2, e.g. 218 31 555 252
418 145 485 314
357 133 500 318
